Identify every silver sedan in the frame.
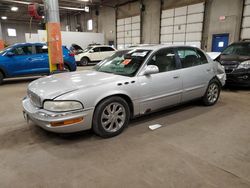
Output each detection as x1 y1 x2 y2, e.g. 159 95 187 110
22 45 226 138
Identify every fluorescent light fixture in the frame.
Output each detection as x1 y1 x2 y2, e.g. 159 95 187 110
1 16 7 20
87 19 93 30
78 0 89 2
11 6 19 11
60 6 86 11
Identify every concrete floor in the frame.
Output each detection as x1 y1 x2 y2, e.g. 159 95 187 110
0 67 250 188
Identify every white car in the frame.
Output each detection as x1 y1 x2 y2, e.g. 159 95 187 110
75 45 116 66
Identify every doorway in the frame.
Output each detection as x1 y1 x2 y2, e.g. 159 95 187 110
212 34 229 52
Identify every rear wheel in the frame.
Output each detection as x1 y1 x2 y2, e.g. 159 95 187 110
0 72 4 85
202 80 221 106
80 57 89 66
93 97 130 138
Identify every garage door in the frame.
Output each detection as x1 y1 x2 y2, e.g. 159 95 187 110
241 0 250 39
160 2 205 48
117 15 140 50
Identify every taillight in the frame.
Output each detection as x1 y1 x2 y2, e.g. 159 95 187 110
69 53 75 57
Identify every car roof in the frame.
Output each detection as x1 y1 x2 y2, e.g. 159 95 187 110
90 45 115 48
128 44 200 51
12 42 45 47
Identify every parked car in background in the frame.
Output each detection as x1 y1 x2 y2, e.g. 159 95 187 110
23 45 226 138
75 45 116 66
216 40 250 87
0 43 76 85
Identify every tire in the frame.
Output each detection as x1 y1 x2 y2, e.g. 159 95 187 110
64 64 71 72
93 97 130 138
80 57 89 66
0 72 4 85
202 79 221 106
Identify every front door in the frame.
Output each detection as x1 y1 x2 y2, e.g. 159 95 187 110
212 34 229 52
138 48 182 115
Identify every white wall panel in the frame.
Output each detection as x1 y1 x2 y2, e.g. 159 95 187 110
125 31 132 37
242 17 250 28
161 26 173 34
132 37 140 44
241 3 250 39
185 41 201 48
125 24 132 31
132 30 140 37
161 34 173 42
188 3 204 14
117 38 124 44
186 32 202 41
243 5 250 16
117 25 125 32
132 23 140 30
173 34 185 42
124 17 132 24
174 25 186 33
117 19 125 26
174 16 187 25
125 37 132 43
162 9 174 18
187 13 203 23
186 23 203 32
161 18 174 26
175 6 187 16
241 28 250 39
117 32 125 38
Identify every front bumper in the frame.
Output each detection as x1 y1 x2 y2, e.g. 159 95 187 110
226 69 250 87
22 97 94 133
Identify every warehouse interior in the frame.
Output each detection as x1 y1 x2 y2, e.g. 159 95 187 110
0 0 250 187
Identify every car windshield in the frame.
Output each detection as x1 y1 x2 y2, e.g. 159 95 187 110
82 47 92 53
222 43 250 56
94 49 151 77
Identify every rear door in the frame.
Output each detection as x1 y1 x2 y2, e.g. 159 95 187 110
138 48 183 114
32 44 50 74
176 47 214 102
100 47 116 60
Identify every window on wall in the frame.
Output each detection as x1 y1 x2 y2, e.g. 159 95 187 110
7 28 17 37
87 19 93 31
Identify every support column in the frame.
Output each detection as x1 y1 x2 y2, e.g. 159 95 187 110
44 0 64 72
0 22 4 50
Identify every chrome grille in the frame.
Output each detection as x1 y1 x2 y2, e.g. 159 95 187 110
27 89 42 107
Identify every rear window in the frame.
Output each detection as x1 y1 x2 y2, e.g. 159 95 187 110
222 43 250 56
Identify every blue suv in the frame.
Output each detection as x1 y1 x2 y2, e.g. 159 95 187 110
0 43 77 84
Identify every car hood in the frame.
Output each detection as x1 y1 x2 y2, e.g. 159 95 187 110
220 54 250 63
28 70 126 100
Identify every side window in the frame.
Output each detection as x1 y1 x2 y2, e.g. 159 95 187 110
12 46 32 56
177 48 208 68
93 47 100 52
148 48 177 73
36 45 48 54
101 47 115 52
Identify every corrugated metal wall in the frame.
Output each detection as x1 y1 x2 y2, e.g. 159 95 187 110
241 0 250 39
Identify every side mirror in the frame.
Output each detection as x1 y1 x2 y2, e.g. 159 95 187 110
89 49 94 53
5 51 15 57
144 65 159 75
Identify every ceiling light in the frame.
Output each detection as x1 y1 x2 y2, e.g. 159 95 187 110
1 16 7 20
11 6 19 11
78 0 89 2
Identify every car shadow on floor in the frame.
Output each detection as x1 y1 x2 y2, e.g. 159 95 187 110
3 76 42 85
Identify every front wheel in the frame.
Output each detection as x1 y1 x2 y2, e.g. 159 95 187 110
202 80 221 106
93 97 130 138
80 57 89 66
0 72 4 85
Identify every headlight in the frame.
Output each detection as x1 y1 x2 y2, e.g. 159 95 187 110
43 101 83 112
237 61 250 69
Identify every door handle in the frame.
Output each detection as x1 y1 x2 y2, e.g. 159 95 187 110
207 69 211 72
173 76 180 79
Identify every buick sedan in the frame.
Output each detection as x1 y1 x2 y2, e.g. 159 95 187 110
22 45 226 138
